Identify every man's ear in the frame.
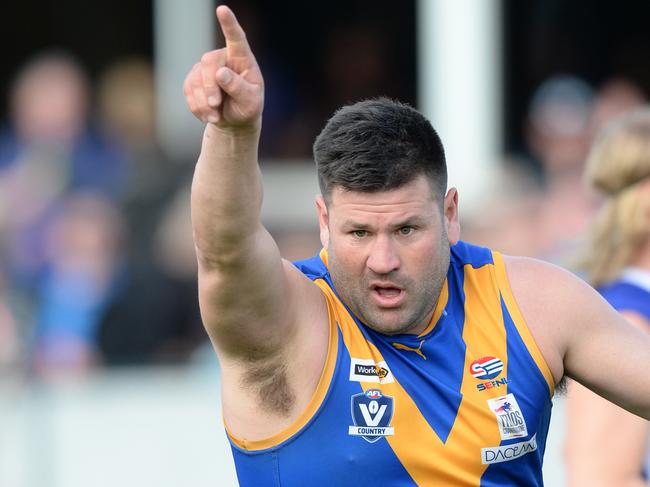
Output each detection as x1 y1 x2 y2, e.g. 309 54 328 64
444 188 460 245
315 195 330 248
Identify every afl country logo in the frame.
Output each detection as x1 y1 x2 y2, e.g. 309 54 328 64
470 356 504 380
349 389 395 443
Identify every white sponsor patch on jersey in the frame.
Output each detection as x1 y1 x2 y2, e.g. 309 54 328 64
481 435 537 464
487 393 528 440
349 358 394 384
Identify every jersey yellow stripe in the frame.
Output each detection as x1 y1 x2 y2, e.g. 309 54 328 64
227 278 339 451
435 263 508 484
319 247 329 267
336 313 445 484
491 251 555 396
333 285 480 485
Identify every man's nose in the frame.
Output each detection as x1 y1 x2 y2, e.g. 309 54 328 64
366 235 401 275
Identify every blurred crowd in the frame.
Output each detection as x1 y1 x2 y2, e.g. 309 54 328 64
465 74 646 265
0 51 205 378
0 49 646 381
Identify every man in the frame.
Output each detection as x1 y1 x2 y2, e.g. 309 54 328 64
184 6 650 486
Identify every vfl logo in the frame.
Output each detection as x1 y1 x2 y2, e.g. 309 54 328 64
470 356 504 380
349 358 394 384
349 389 395 443
488 393 528 440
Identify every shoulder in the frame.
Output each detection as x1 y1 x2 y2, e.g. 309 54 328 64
502 255 594 301
500 255 601 384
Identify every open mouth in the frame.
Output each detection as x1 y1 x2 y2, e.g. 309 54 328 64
371 285 405 307
374 286 402 297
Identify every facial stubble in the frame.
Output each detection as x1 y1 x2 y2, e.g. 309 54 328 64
329 231 450 336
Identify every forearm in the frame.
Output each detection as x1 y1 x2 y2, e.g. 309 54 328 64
191 121 264 266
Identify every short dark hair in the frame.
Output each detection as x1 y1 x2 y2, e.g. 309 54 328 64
313 97 447 203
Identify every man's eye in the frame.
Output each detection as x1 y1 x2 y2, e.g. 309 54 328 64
352 230 368 238
398 226 414 236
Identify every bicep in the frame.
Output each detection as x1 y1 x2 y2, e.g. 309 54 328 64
197 225 317 359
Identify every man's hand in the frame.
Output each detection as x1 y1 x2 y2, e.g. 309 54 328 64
183 5 264 129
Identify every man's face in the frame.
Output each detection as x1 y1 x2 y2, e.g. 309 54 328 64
316 175 460 335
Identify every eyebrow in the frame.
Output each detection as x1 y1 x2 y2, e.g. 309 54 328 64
341 216 429 230
392 216 428 228
341 220 371 230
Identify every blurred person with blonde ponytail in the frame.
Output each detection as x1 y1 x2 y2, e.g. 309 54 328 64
566 108 650 487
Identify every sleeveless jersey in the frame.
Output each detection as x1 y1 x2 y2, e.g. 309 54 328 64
227 241 556 486
597 268 650 480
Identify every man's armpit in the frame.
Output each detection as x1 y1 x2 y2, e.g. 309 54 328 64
241 356 296 417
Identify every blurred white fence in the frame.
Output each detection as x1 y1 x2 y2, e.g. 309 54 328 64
0 360 237 487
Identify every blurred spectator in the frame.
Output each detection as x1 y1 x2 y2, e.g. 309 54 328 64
524 75 599 265
0 50 127 196
91 57 206 365
0 51 128 371
31 192 125 377
588 76 646 141
98 57 158 155
526 75 594 178
565 107 650 487
97 187 204 365
96 57 182 262
0 52 126 287
520 76 646 269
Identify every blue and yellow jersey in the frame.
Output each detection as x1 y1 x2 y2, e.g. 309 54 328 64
227 241 556 486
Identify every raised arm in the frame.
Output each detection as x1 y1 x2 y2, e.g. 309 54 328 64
183 6 326 377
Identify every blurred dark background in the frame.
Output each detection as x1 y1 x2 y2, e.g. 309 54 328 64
3 0 650 155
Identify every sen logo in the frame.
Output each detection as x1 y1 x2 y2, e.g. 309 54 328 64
470 356 504 380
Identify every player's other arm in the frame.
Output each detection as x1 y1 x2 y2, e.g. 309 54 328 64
185 6 324 362
504 256 650 420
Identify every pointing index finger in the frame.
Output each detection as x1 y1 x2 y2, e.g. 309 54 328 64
216 5 251 58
